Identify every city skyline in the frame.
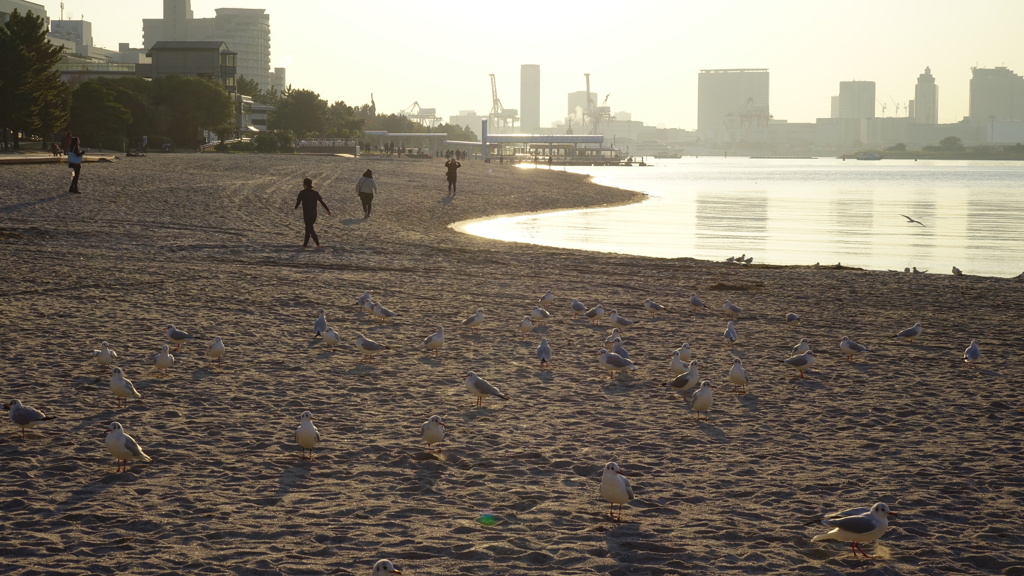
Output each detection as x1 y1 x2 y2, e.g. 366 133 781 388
29 0 1024 130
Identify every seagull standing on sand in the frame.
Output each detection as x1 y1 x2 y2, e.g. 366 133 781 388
585 304 606 324
900 214 925 226
723 321 739 345
165 324 197 352
536 338 552 367
207 336 225 363
322 328 343 348
355 290 373 309
104 421 152 472
570 299 587 318
608 310 636 332
110 367 142 408
839 336 869 361
597 349 638 378
465 371 509 406
461 308 485 333
894 322 923 344
422 326 445 355
643 298 669 315
600 462 635 522
314 309 327 337
811 502 898 558
519 315 534 334
531 305 553 324
782 351 816 378
722 300 743 317
792 338 811 355
604 328 623 351
670 346 691 374
371 302 397 323
786 312 801 325
353 333 389 362
729 358 749 394
689 293 708 312
952 266 963 276
664 360 699 400
92 341 118 367
610 337 630 360
421 415 447 450
963 339 980 367
4 399 55 439
372 559 402 575
539 290 555 306
295 411 320 460
152 344 174 372
690 381 717 420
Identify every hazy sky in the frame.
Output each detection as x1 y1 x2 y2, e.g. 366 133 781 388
34 0 1024 129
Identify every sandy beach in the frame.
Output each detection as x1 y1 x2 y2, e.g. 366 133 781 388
1 152 1022 575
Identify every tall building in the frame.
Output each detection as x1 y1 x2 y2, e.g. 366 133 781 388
913 67 938 124
144 2 274 92
0 0 47 25
969 66 1024 122
697 69 769 143
520 64 540 133
832 81 875 119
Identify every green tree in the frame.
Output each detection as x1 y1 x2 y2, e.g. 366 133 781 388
940 136 964 151
236 75 262 99
70 81 131 146
98 76 154 143
436 122 477 141
324 100 364 137
0 9 68 150
151 75 233 147
273 88 328 137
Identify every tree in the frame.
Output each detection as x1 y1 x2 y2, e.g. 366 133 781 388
324 100 364 137
436 122 477 141
97 76 154 143
273 88 328 137
151 75 233 147
0 9 68 150
940 136 964 151
236 75 262 99
70 81 131 146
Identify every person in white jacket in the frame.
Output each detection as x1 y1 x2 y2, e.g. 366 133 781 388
356 169 377 218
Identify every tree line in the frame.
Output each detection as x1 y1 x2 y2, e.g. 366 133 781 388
1 9 477 152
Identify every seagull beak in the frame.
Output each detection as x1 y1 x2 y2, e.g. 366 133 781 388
887 511 899 517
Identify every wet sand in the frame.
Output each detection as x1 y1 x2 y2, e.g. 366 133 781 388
1 153 1022 575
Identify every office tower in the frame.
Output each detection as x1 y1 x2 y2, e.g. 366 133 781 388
913 67 938 124
969 66 1024 122
832 81 875 119
520 64 540 133
697 69 769 142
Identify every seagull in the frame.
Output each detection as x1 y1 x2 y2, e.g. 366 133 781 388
811 502 898 558
519 315 534 334
322 327 343 348
539 290 555 306
689 293 708 312
608 310 635 332
894 322 923 344
604 328 623 351
642 298 669 315
839 336 870 361
963 339 980 367
691 381 717 420
104 421 152 472
4 399 55 439
353 333 389 362
421 415 446 450
355 290 373 308
92 341 118 367
151 344 174 372
372 559 402 575
110 367 141 408
782 351 816 378
314 309 327 337
422 326 445 355
536 338 552 367
461 308 485 333
900 214 925 226
597 349 638 379
664 360 699 400
570 298 587 318
743 256 753 265
600 462 635 522
207 336 225 363
785 312 801 325
733 253 746 263
725 255 736 263
465 371 509 406
913 266 927 274
371 302 397 323
610 337 630 360
531 305 553 324
728 358 749 394
165 324 197 351
792 338 811 355
951 266 963 276
722 300 743 317
723 321 738 345
584 304 606 324
295 411 320 460
670 346 691 374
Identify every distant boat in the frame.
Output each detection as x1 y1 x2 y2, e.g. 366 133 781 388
856 152 882 161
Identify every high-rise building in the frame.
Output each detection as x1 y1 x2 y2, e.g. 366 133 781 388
144 2 273 92
520 64 540 133
697 69 769 143
0 0 46 25
969 66 1024 122
913 67 938 124
832 81 875 119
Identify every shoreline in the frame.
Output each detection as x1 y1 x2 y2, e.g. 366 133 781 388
1 154 1021 575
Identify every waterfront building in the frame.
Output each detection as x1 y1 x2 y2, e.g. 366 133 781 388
520 64 541 133
969 66 1024 123
697 69 770 144
913 67 938 124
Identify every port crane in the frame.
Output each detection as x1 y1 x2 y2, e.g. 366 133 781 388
488 73 519 133
400 101 440 127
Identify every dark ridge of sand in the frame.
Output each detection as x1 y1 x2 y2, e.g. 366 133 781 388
1 153 1022 575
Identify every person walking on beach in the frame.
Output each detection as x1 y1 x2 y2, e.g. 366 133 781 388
67 137 84 194
356 169 377 218
445 157 461 195
294 177 331 249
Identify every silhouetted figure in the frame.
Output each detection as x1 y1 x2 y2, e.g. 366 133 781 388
445 158 461 195
67 137 84 194
356 169 377 218
294 177 331 249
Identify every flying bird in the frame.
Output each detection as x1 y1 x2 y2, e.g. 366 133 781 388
900 214 925 226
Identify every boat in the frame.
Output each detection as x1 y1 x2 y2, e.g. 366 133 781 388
856 152 882 161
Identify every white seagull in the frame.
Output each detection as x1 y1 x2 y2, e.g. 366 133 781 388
643 298 669 315
600 462 635 522
782 351 816 378
539 290 555 305
519 315 534 334
110 367 142 408
105 421 152 472
839 336 870 361
597 349 638 379
151 344 174 373
421 415 447 450
812 502 898 558
604 328 623 351
465 371 509 406
353 333 389 362
723 321 738 345
670 346 691 374
422 326 445 355
951 266 963 276
531 305 553 324
664 360 700 400
722 300 743 317
963 339 980 367
314 309 328 337
322 327 343 348
165 324 196 351
295 411 320 460
785 312 801 325
691 380 717 420
461 308 485 333
728 358 749 394
792 338 811 355
689 293 708 312
608 310 635 332
207 336 225 363
371 302 397 323
894 322 923 344
570 298 587 318
4 399 55 439
536 338 552 367
372 559 402 575
355 290 373 308
610 337 630 360
92 341 118 367
584 304 606 324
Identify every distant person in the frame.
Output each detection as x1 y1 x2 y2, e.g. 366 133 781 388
294 177 332 249
67 137 84 194
445 157 461 195
50 142 60 156
60 130 72 154
356 169 377 218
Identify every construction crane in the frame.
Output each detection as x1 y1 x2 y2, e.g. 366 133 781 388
890 96 901 117
488 74 518 133
876 99 887 117
400 101 440 127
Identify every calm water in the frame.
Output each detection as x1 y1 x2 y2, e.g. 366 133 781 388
457 158 1024 278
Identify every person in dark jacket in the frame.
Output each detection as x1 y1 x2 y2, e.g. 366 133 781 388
444 158 461 195
294 177 332 249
